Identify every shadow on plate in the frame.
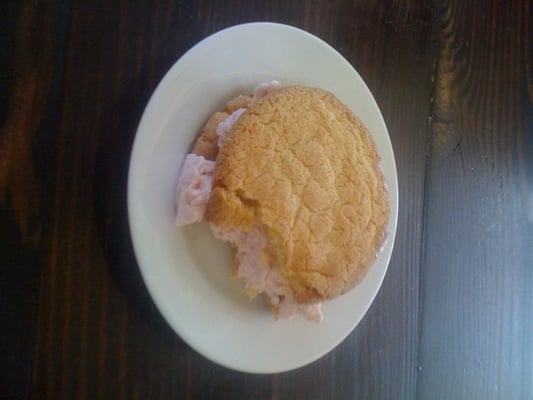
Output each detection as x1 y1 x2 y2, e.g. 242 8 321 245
92 70 188 349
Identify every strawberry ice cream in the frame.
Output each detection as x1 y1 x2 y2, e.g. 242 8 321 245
252 80 281 103
174 81 323 322
216 108 246 148
210 224 323 322
174 154 215 226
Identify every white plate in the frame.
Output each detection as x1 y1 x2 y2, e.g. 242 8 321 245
128 22 398 373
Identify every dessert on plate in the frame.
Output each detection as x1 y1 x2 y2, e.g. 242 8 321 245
175 81 389 322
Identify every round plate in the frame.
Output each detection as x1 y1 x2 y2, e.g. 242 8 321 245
128 22 398 373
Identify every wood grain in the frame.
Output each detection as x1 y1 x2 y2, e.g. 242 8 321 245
0 1 70 399
419 1 533 398
2 0 532 399
11 1 434 399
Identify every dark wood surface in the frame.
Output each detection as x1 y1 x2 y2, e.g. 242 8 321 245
1 1 531 399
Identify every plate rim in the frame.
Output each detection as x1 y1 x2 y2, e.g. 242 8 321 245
127 21 398 374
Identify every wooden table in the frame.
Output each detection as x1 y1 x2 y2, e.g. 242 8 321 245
1 1 532 399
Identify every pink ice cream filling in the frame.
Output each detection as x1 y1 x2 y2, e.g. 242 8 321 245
174 154 215 226
216 108 246 148
252 80 281 103
216 80 281 147
210 224 322 322
174 81 322 321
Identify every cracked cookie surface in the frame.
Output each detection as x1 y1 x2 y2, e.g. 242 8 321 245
204 86 389 303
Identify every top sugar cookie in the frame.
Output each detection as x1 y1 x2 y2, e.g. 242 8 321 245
204 86 389 304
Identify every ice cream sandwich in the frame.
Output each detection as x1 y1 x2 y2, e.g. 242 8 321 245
175 82 389 322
